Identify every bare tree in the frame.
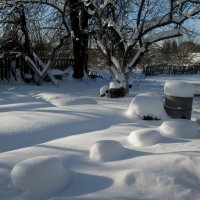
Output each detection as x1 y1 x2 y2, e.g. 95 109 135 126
82 0 200 95
6 0 91 79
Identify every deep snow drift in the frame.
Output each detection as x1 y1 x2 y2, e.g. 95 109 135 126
0 74 200 200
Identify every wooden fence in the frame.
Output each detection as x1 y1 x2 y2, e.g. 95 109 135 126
144 65 200 76
0 55 74 82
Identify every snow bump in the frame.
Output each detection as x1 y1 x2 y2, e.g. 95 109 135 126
160 119 199 139
128 129 164 147
89 140 127 162
11 156 71 199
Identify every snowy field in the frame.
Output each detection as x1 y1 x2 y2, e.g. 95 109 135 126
0 74 200 200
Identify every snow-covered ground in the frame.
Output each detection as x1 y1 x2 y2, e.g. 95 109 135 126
1 74 200 200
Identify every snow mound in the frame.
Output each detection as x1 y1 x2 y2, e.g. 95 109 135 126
160 119 199 139
128 129 164 147
127 92 168 120
164 81 194 97
89 140 126 162
11 156 71 199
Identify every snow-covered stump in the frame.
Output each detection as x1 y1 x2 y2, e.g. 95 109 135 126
108 81 128 98
164 81 195 120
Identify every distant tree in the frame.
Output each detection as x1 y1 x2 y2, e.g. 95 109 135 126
161 41 172 54
171 40 178 54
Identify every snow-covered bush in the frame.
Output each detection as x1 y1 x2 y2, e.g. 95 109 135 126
127 92 168 120
11 156 71 199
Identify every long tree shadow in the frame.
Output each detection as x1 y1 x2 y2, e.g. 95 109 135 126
0 107 133 153
59 171 113 197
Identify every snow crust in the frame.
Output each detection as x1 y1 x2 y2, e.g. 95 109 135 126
11 156 71 199
160 119 199 139
89 140 126 162
127 92 168 120
164 81 195 97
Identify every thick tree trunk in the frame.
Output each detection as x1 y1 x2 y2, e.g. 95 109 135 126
70 2 83 79
70 0 89 79
19 5 31 56
80 7 89 75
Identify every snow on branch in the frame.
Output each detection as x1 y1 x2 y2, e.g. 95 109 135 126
144 6 200 31
145 29 182 44
82 0 92 7
97 40 107 56
25 55 58 86
100 0 115 10
9 0 64 13
111 56 121 72
127 5 200 50
186 6 200 18
126 29 182 71
106 19 126 50
173 0 200 8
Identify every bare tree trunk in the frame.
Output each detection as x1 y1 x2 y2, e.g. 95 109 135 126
69 0 84 79
18 5 36 81
80 7 89 75
19 5 32 57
